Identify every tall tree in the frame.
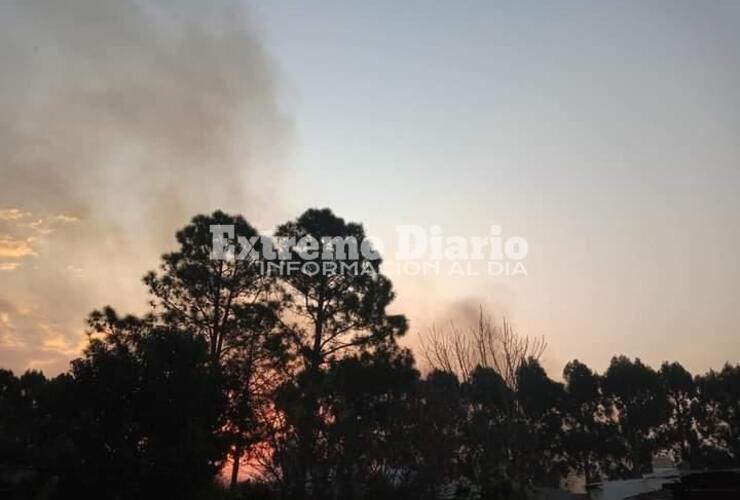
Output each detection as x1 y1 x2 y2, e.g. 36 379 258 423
143 211 280 487
697 364 740 467
513 358 567 489
658 361 699 463
322 347 419 500
272 208 407 499
413 370 465 498
562 359 622 484
463 366 517 500
602 356 670 476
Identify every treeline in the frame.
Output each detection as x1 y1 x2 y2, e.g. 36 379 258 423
1 209 739 500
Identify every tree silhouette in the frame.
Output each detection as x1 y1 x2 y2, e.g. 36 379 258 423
658 361 699 463
2 208 740 500
697 364 740 467
271 208 407 499
144 211 280 487
64 309 227 499
463 366 516 500
420 311 545 388
602 356 670 476
512 358 567 489
562 359 624 483
322 347 419 499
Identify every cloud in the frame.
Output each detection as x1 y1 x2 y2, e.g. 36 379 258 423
0 299 35 370
0 305 25 348
21 213 80 234
0 209 30 221
0 235 37 259
0 297 88 374
0 208 80 268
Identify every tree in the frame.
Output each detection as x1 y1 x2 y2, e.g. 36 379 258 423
413 370 465 498
602 356 670 476
697 364 740 467
658 361 699 463
513 358 567 489
69 308 227 500
420 309 545 388
463 366 516 500
562 360 623 484
144 211 280 487
322 347 420 500
272 208 408 499
0 369 46 465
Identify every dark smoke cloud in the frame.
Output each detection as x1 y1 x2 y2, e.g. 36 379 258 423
0 0 291 374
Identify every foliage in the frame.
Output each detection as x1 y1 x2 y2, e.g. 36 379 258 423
2 208 739 500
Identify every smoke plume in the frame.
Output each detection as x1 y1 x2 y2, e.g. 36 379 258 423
0 0 290 373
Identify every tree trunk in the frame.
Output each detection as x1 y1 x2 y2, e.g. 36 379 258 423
230 445 242 491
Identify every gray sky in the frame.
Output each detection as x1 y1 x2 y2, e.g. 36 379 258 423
1 0 739 376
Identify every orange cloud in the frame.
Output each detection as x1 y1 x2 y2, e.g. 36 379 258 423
0 208 30 221
0 235 36 259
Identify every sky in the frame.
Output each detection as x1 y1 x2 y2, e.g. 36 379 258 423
1 0 739 377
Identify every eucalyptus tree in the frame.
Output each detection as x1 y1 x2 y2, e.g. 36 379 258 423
658 361 699 463
697 364 740 467
602 356 670 476
562 359 625 483
513 358 567 489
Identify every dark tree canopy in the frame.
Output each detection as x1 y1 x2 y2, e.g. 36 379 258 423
2 209 739 500
274 208 408 368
